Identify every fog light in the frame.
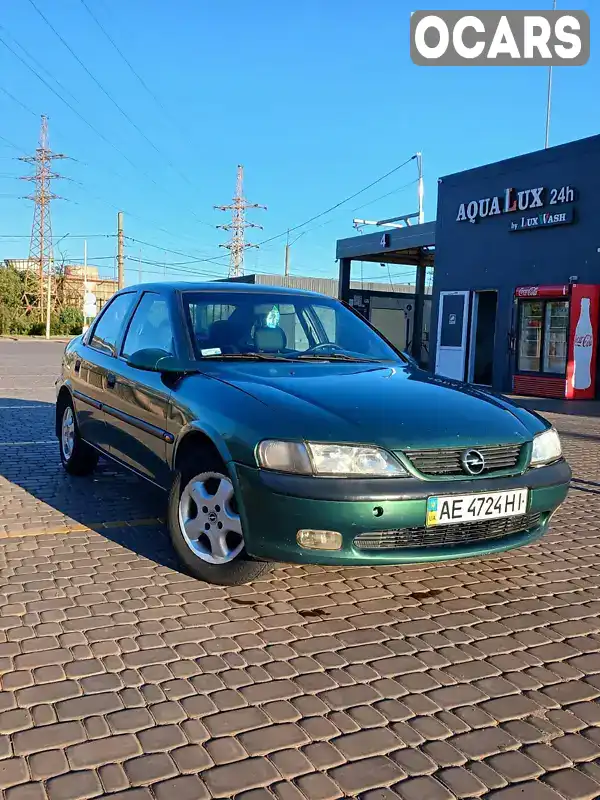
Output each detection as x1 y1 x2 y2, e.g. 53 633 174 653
297 530 342 550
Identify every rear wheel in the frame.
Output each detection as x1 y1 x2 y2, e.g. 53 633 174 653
58 399 99 476
168 451 271 585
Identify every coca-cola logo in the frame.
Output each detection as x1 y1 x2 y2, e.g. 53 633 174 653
575 334 593 347
516 286 539 297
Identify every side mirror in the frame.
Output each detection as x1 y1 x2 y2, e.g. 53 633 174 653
126 348 172 371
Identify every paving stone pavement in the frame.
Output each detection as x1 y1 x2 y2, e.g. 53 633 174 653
0 339 599 800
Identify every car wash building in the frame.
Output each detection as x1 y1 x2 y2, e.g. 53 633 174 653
335 223 435 367
336 133 600 400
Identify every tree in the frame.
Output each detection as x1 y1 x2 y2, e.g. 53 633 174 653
0 266 29 334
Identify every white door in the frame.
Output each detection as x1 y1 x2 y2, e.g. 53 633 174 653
435 291 470 380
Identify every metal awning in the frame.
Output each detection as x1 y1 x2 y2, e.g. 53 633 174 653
335 221 435 266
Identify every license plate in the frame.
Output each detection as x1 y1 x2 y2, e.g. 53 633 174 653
426 489 528 527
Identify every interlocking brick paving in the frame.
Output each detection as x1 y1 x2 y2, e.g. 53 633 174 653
0 339 599 799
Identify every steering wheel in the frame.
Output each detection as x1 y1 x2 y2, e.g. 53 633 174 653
304 343 345 354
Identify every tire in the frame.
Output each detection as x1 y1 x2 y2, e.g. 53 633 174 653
58 397 99 476
168 450 271 586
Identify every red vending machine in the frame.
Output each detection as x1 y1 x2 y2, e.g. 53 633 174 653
513 283 600 400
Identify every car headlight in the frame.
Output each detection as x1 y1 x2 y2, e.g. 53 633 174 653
530 428 562 467
257 440 408 477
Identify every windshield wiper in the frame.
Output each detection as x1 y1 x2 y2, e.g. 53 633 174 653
200 352 381 363
294 353 377 362
200 353 291 361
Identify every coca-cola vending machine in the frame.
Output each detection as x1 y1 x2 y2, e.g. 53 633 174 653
513 284 600 400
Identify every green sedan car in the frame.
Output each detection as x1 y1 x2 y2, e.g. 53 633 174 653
55 282 571 585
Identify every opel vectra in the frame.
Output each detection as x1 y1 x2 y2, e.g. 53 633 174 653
55 283 571 585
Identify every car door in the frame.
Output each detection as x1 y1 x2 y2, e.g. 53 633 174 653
72 291 138 452
103 291 175 488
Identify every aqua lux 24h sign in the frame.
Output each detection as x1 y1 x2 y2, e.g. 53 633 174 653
456 185 575 224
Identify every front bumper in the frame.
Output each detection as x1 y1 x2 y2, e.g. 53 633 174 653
233 459 571 566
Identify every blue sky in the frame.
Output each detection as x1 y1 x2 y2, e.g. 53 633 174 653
0 0 597 286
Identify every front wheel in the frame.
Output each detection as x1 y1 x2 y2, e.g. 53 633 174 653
59 400 99 476
168 454 271 586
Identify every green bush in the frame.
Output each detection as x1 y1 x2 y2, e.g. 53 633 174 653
0 267 38 335
0 306 34 335
0 267 83 336
28 320 46 336
10 316 33 335
59 306 84 335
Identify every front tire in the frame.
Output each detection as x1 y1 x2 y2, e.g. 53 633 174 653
168 452 271 586
58 399 99 476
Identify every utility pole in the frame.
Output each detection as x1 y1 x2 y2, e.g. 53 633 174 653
545 0 557 149
20 115 66 316
215 165 266 278
45 261 52 339
82 239 88 334
284 230 306 277
117 211 124 289
416 152 424 224
284 231 290 278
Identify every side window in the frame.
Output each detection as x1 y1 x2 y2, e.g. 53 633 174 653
89 293 136 356
122 294 174 358
312 306 337 342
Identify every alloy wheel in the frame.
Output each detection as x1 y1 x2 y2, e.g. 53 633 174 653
178 471 244 565
61 406 75 461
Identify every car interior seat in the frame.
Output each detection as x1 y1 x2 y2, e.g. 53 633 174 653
206 320 241 353
254 326 287 353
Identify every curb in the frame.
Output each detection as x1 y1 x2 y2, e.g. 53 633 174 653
0 336 72 342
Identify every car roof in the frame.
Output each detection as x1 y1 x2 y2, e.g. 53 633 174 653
117 281 332 300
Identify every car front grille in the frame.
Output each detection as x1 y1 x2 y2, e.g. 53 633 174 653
353 511 542 551
404 443 523 477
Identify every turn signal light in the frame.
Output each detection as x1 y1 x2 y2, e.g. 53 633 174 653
296 530 342 550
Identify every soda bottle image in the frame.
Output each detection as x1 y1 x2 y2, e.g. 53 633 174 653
573 297 593 390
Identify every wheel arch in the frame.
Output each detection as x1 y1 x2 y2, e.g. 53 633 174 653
55 385 74 438
172 423 233 473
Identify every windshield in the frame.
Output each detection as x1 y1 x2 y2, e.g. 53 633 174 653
182 290 403 363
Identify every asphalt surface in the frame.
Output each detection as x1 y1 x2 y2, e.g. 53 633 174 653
0 339 599 800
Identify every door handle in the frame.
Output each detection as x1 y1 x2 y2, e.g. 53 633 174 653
74 359 81 373
106 373 116 389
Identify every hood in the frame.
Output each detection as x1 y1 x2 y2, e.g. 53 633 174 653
206 362 546 450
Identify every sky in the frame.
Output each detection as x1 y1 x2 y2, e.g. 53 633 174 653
0 0 598 287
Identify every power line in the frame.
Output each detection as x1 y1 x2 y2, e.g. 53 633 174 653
0 22 80 106
0 35 218 240
27 0 211 225
0 233 115 239
64 173 221 250
0 133 28 155
124 236 230 267
0 50 221 238
77 0 189 139
257 155 417 247
0 84 38 117
0 33 163 191
0 30 218 240
301 179 420 237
